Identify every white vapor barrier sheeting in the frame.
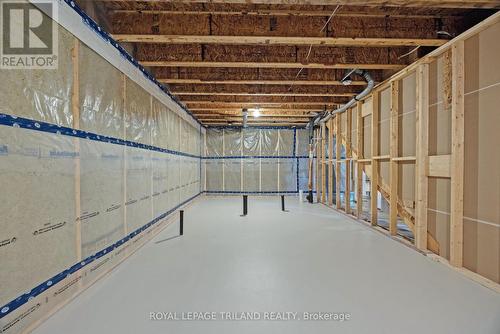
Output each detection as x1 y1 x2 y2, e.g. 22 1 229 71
0 28 74 127
205 128 309 193
0 127 77 307
79 45 124 138
80 140 125 259
242 159 260 192
0 13 202 332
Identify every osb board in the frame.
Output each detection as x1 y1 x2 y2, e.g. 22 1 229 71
0 127 77 306
125 147 152 233
400 73 416 157
79 43 124 139
0 25 74 127
462 22 500 283
79 139 125 259
125 78 152 145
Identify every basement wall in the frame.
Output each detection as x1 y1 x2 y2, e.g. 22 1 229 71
0 3 202 333
316 14 500 284
204 127 309 194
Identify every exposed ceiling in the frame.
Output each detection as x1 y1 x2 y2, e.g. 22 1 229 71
78 0 499 126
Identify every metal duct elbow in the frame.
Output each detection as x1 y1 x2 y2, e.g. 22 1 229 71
318 69 374 124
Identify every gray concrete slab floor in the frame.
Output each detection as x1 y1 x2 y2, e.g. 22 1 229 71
33 196 500 334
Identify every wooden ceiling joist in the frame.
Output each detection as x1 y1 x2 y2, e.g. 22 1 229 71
172 92 353 97
114 35 447 47
98 0 500 9
194 113 312 117
109 9 464 19
141 61 405 70
184 101 337 106
190 107 324 112
160 79 366 85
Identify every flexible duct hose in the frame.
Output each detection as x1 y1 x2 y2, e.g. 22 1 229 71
313 69 374 125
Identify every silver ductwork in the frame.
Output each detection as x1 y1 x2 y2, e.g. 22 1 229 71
314 69 374 125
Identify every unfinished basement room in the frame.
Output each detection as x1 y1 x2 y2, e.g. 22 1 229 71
0 0 499 333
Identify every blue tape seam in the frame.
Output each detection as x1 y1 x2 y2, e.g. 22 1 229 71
0 192 203 319
61 0 201 127
203 155 308 160
205 191 298 194
0 113 200 159
206 125 306 130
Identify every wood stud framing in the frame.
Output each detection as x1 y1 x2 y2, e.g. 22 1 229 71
328 119 334 206
389 80 400 235
356 102 364 218
321 122 326 204
345 110 352 214
450 40 465 268
415 63 429 251
315 128 320 203
99 0 497 284
335 115 341 209
370 91 380 226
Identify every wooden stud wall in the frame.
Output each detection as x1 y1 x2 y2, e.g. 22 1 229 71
328 120 334 206
370 92 380 226
450 40 465 267
311 12 500 288
335 115 341 209
415 63 429 250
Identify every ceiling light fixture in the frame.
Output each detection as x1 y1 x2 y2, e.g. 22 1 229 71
252 107 261 118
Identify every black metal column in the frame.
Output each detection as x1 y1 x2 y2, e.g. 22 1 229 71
241 195 248 216
179 210 184 236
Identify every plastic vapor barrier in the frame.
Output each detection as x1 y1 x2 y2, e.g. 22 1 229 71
0 6 202 333
204 127 309 194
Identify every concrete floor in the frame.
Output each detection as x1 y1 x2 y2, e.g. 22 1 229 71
34 196 500 334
